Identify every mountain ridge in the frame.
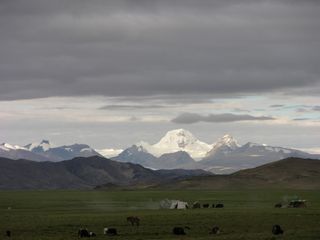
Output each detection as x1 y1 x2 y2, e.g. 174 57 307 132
0 141 102 162
155 157 320 190
0 156 210 190
111 129 320 173
1 129 319 173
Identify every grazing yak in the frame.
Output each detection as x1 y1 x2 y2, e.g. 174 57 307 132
210 226 220 235
216 203 224 208
203 204 210 208
78 228 96 238
272 225 284 235
173 227 185 235
127 216 140 226
104 228 117 236
6 230 11 238
274 203 282 208
172 227 190 235
78 229 90 238
288 200 307 208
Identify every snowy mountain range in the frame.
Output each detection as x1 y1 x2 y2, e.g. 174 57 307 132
110 129 320 173
137 129 212 160
0 140 101 162
1 129 319 173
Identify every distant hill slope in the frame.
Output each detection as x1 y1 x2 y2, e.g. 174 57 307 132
155 158 320 190
232 157 320 188
0 156 210 190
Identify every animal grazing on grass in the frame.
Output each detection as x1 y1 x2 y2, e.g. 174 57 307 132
78 228 96 238
272 225 284 235
274 203 282 208
78 228 90 238
203 203 209 208
172 227 185 235
216 203 224 208
288 200 307 208
127 216 140 226
6 230 11 238
172 226 190 235
210 226 220 235
104 228 118 236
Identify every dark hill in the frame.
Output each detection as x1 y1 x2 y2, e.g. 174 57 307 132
156 158 320 190
0 156 209 190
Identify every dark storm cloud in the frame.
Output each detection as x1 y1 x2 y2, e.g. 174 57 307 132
171 113 274 124
0 0 320 100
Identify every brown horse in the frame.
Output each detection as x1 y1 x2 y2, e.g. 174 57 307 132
127 216 140 226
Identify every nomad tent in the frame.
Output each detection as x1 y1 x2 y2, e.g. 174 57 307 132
160 199 189 209
170 200 189 209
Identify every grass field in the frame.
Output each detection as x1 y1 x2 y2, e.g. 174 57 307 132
0 189 320 239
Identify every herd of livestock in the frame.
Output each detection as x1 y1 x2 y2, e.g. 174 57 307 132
3 213 285 238
76 217 284 238
4 200 299 238
76 219 284 238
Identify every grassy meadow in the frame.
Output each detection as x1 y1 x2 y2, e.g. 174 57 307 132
0 189 320 239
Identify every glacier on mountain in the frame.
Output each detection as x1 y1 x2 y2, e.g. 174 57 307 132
136 129 212 160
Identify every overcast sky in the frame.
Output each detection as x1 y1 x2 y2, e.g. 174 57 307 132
1 0 319 152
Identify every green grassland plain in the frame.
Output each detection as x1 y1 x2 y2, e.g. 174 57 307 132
0 190 320 240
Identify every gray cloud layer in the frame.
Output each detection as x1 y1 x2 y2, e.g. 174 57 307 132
270 104 285 108
0 0 320 100
171 113 274 124
99 104 167 110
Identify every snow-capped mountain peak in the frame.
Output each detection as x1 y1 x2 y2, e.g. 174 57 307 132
0 143 27 151
25 140 51 152
136 129 212 160
214 134 239 150
0 140 101 162
96 148 123 158
205 134 240 157
154 129 198 149
241 142 295 154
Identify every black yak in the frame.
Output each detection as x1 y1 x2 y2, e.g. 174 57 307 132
78 228 90 238
216 203 224 208
210 226 220 235
274 203 282 208
104 228 117 236
272 225 284 235
172 227 185 235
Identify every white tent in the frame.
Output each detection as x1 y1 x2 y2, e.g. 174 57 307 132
170 200 189 209
159 199 189 209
